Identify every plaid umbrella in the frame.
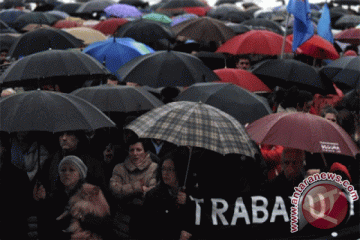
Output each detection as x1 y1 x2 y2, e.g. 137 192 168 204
125 101 258 157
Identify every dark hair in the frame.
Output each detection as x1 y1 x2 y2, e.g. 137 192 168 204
297 90 313 108
320 105 338 118
237 54 251 62
160 148 189 187
127 138 150 152
281 86 300 109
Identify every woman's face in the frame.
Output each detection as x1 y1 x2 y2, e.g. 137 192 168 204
129 142 146 164
162 159 178 188
59 162 81 190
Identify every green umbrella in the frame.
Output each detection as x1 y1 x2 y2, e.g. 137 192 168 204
142 13 172 25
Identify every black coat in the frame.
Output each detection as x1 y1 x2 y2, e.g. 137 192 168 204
0 161 33 240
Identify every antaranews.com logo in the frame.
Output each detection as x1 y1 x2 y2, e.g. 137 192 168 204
290 172 358 233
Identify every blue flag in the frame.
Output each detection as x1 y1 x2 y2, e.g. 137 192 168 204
287 0 314 52
317 3 334 44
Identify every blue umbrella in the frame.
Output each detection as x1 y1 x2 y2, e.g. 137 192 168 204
104 3 143 18
170 13 198 27
0 9 26 28
83 37 154 79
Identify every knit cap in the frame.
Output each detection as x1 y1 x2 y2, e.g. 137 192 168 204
58 155 88 179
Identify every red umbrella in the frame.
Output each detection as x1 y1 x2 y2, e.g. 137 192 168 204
52 19 83 29
216 29 294 55
92 18 129 36
214 68 271 93
245 112 360 158
334 27 360 45
287 34 340 60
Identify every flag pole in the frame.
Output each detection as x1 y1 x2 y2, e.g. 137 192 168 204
280 12 291 59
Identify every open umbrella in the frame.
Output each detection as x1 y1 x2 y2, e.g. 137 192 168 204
71 85 164 113
171 16 236 43
92 17 129 36
286 34 340 60
334 27 360 45
103 3 143 18
53 3 82 14
251 59 336 95
117 50 220 88
206 4 251 24
156 0 210 16
75 0 116 14
119 0 148 8
245 112 360 157
335 14 360 29
240 18 284 35
0 33 21 51
174 82 272 125
114 18 175 48
319 56 360 91
83 37 154 78
142 13 172 25
125 101 258 157
170 13 198 27
52 19 83 29
214 68 272 93
0 49 110 89
0 90 115 133
13 12 60 31
216 30 293 56
62 27 107 46
0 9 27 28
7 28 84 59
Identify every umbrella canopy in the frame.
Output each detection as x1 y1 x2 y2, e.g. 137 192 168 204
0 49 110 88
240 18 284 35
214 68 272 93
83 37 154 78
119 0 148 8
8 28 84 59
170 13 198 27
52 19 83 29
246 112 360 157
71 85 164 112
206 4 251 24
114 18 175 47
286 34 340 60
75 0 116 14
13 12 60 31
174 82 272 125
335 14 360 29
0 9 27 28
171 16 236 43
53 3 82 14
0 90 116 133
142 13 172 25
62 27 107 45
117 50 220 88
334 27 360 45
251 59 336 95
216 30 293 56
126 101 258 157
92 17 129 36
0 32 21 51
319 56 360 91
103 3 143 18
156 0 210 16
46 10 70 19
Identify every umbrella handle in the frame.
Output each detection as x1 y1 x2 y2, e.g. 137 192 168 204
182 146 192 189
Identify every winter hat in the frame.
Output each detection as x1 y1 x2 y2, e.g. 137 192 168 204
58 155 88 179
329 162 352 183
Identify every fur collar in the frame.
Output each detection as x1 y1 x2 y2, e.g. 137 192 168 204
124 153 153 172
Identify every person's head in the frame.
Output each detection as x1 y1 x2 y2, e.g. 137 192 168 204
59 131 79 152
1 88 16 98
161 149 188 188
281 148 305 181
58 155 87 190
128 139 149 165
296 90 313 112
236 55 251 70
320 105 338 123
106 74 119 86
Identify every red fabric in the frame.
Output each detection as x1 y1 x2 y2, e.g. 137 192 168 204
52 20 82 29
214 68 272 93
344 50 357 56
260 144 284 180
329 162 352 183
183 6 210 16
216 30 294 55
92 18 129 36
309 83 344 115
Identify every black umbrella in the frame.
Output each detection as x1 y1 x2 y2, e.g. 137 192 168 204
159 0 207 8
0 33 20 51
174 82 272 125
0 19 17 34
335 14 360 29
0 49 110 89
70 85 164 113
319 56 360 92
206 4 251 23
251 59 336 95
75 0 116 14
8 28 84 59
0 90 115 132
53 3 82 14
119 0 149 8
13 12 60 31
240 18 284 35
215 0 241 6
114 18 175 49
117 50 220 88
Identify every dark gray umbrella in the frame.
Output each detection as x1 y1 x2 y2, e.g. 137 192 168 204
71 85 164 113
174 82 272 125
0 49 110 89
0 90 115 133
75 0 116 14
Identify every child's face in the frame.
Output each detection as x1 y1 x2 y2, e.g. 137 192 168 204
59 162 81 190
